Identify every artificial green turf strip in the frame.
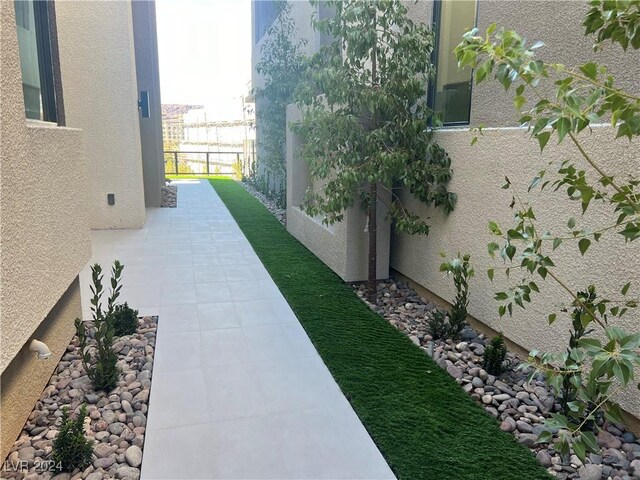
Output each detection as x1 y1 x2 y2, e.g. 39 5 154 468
208 177 550 480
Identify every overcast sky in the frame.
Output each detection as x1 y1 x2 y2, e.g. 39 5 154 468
155 0 251 107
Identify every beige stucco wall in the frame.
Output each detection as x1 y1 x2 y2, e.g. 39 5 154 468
391 126 640 415
0 1 91 376
470 1 640 127
56 1 146 229
1 279 82 460
1 2 91 459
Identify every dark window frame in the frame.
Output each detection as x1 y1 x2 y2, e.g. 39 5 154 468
14 0 64 124
427 0 478 127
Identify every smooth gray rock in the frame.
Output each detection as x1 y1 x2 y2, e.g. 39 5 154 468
537 450 553 468
94 457 115 469
516 421 533 434
124 446 142 468
599 430 623 449
94 443 117 458
500 417 516 433
578 464 603 480
446 365 463 379
116 465 140 480
18 446 35 461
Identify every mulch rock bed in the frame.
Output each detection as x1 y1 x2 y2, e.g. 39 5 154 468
161 185 176 208
239 181 286 225
1 316 157 480
355 279 640 480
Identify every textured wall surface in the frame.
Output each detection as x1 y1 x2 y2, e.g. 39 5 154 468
56 1 146 229
0 2 91 375
132 0 165 208
1 4 90 459
391 126 640 415
0 280 82 460
470 1 640 127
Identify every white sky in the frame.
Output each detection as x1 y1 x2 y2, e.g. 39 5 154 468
155 0 251 107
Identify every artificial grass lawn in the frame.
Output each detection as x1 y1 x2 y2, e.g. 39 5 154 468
208 177 550 480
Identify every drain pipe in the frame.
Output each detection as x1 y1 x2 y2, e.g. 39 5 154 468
29 339 52 360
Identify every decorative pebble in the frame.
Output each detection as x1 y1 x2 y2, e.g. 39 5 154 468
354 277 640 480
3 316 157 480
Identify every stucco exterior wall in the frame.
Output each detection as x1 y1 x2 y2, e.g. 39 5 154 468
471 1 640 127
391 126 640 415
1 3 90 459
1 279 82 460
55 1 146 229
132 0 165 208
0 1 91 376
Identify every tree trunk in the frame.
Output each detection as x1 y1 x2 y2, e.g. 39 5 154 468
367 7 378 304
367 181 377 303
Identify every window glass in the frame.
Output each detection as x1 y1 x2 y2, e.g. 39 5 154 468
433 0 477 125
14 0 56 122
254 0 277 44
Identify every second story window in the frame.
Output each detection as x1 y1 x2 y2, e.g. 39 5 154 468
429 0 477 125
254 0 277 45
14 0 57 122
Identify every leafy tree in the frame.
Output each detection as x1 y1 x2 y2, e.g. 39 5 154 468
455 0 639 460
253 1 307 207
293 0 456 302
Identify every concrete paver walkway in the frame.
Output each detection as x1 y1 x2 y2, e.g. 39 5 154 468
80 180 395 480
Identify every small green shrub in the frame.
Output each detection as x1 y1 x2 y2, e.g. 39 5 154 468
52 405 93 472
75 261 122 392
232 159 243 181
439 253 474 338
483 334 508 375
426 309 450 340
109 302 139 337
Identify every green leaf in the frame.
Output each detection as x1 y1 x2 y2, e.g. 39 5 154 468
579 62 598 80
548 313 557 325
536 430 552 444
581 431 598 453
573 438 586 462
578 238 591 256
487 269 494 281
568 218 576 229
536 132 551 151
556 117 571 142
622 282 631 295
552 237 562 250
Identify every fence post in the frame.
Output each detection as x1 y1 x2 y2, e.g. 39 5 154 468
206 152 210 176
236 153 240 175
174 152 179 175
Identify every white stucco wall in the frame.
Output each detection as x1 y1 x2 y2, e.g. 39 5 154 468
55 1 146 229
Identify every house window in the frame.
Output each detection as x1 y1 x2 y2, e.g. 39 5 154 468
253 0 277 44
429 0 477 125
14 0 57 122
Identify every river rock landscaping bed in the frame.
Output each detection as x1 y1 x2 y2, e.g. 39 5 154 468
239 181 286 225
355 279 640 480
161 184 177 208
1 316 157 480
